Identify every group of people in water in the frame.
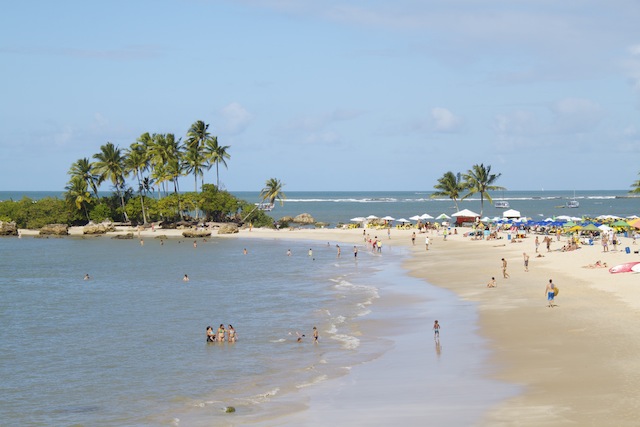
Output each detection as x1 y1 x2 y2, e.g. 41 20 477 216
207 324 237 343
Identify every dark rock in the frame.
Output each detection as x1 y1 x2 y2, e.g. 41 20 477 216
293 213 315 224
111 233 134 239
39 224 69 236
217 223 239 235
182 229 212 238
0 221 18 236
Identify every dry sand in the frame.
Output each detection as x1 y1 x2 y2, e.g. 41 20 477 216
19 224 640 425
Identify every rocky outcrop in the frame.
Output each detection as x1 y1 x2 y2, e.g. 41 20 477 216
182 229 212 238
217 223 239 234
0 221 18 236
83 222 116 235
39 224 69 236
111 233 134 239
279 216 294 223
293 213 315 224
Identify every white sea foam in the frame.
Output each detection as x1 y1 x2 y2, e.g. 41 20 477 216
332 333 360 350
296 375 328 389
270 338 286 343
327 324 338 334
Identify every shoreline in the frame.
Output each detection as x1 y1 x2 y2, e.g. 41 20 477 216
14 224 640 424
222 226 640 425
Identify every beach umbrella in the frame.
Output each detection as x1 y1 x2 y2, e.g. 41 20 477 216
381 216 395 221
396 218 410 224
366 215 379 220
409 215 422 221
350 217 365 222
420 213 434 220
436 213 451 220
582 223 600 232
611 219 631 228
452 209 480 217
629 218 640 229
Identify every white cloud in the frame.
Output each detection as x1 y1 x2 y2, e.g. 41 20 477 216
431 107 463 132
220 102 253 134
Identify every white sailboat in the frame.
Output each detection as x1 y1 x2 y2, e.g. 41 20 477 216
566 191 579 208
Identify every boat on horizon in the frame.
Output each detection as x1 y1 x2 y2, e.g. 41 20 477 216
494 200 510 208
566 191 579 208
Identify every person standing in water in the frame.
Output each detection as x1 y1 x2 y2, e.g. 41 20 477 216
433 320 440 340
217 324 226 341
228 325 237 342
313 326 318 343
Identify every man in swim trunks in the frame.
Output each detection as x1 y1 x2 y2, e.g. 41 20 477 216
545 279 556 308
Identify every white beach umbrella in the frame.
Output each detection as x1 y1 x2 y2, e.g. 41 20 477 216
366 215 379 220
396 218 410 223
420 213 434 220
481 216 491 222
350 217 365 222
627 215 640 219
381 216 395 221
409 215 421 221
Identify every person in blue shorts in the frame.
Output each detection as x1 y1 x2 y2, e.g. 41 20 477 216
545 279 556 307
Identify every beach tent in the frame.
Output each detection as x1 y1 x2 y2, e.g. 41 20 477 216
451 209 480 225
502 209 521 219
452 209 480 217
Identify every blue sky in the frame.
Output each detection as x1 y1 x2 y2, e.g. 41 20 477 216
1 0 639 192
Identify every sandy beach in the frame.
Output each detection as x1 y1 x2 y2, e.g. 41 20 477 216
19 224 640 425
230 225 640 425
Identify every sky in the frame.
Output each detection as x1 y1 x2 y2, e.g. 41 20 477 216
1 0 640 192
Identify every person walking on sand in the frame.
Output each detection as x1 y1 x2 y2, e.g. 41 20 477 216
433 320 440 340
523 252 529 272
487 277 497 288
546 279 556 308
501 258 510 279
425 235 430 251
535 236 540 253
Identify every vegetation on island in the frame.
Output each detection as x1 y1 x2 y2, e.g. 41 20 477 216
0 120 284 229
431 163 505 215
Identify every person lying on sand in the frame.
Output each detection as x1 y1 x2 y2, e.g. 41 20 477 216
582 260 608 268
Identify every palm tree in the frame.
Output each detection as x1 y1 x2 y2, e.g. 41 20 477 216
65 176 92 222
68 157 100 199
93 142 129 222
186 120 216 190
186 120 210 151
462 163 506 216
125 142 150 224
630 172 640 194
183 145 206 193
242 178 286 222
204 136 231 188
431 171 466 211
260 178 286 207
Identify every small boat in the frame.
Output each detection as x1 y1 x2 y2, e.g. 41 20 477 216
566 200 579 208
494 200 510 208
255 202 274 211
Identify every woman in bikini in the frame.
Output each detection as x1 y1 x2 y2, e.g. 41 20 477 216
228 325 237 342
217 324 226 342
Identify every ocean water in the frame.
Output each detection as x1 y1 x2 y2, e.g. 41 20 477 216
0 236 384 426
2 190 637 226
